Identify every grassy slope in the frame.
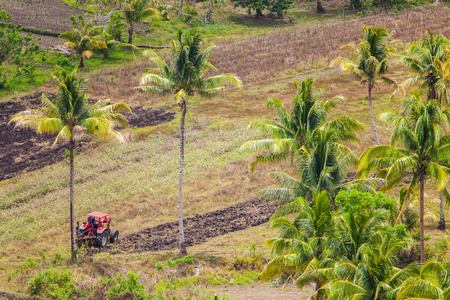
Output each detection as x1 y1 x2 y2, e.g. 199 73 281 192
1 2 450 298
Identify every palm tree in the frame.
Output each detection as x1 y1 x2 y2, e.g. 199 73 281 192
399 30 450 104
262 191 406 299
118 0 158 44
331 26 399 145
9 70 131 260
326 234 408 300
100 14 137 59
59 15 107 68
261 126 380 203
262 191 334 294
392 260 450 300
398 30 450 230
357 95 450 264
240 77 362 173
139 29 241 255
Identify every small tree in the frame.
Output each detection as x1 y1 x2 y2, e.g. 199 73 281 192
118 0 158 44
0 10 39 84
331 26 400 145
59 15 107 68
139 29 241 255
230 0 293 17
9 70 131 261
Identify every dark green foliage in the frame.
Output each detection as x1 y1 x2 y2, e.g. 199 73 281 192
335 189 396 216
0 10 39 86
229 0 293 17
0 10 39 66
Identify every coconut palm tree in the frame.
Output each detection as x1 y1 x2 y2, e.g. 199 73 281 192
240 77 362 173
100 14 138 59
262 191 406 299
262 191 334 294
9 69 131 260
392 260 450 300
398 30 450 104
331 26 400 145
59 15 107 68
397 30 450 230
261 125 381 203
139 29 241 255
357 95 450 264
326 234 409 300
118 0 158 44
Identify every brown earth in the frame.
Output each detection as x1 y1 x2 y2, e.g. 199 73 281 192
0 0 83 33
101 198 278 254
0 93 175 182
0 291 41 300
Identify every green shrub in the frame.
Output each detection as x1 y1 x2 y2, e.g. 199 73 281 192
28 267 76 300
101 271 152 300
335 189 396 216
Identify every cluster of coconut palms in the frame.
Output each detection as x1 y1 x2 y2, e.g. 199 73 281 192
59 0 157 67
244 27 450 298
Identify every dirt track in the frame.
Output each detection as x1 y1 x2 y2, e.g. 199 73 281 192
102 198 278 254
0 93 175 182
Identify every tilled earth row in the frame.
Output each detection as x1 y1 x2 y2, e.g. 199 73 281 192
102 198 278 254
0 93 175 182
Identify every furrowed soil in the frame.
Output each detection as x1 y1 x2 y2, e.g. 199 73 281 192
0 291 41 300
101 198 278 254
0 0 82 33
0 93 175 182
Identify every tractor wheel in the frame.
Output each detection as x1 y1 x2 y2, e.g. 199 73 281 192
110 229 119 243
96 231 108 248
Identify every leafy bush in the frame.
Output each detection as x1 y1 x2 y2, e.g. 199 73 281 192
335 189 397 216
230 0 293 17
56 56 75 70
99 271 152 300
167 254 194 269
28 267 76 300
155 262 165 270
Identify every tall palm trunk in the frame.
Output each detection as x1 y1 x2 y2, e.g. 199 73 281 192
79 55 84 68
368 82 380 145
316 0 325 13
429 85 446 231
419 168 426 264
438 192 445 230
70 137 76 261
128 24 134 44
178 100 187 255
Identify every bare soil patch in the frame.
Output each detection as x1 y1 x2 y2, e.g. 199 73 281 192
0 0 82 33
0 93 175 182
0 291 41 300
103 198 278 254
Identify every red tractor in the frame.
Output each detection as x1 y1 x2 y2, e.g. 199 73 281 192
76 212 119 248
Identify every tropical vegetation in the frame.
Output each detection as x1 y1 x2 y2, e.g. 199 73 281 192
59 15 107 68
3 0 450 298
139 29 241 255
9 69 131 260
332 26 400 145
